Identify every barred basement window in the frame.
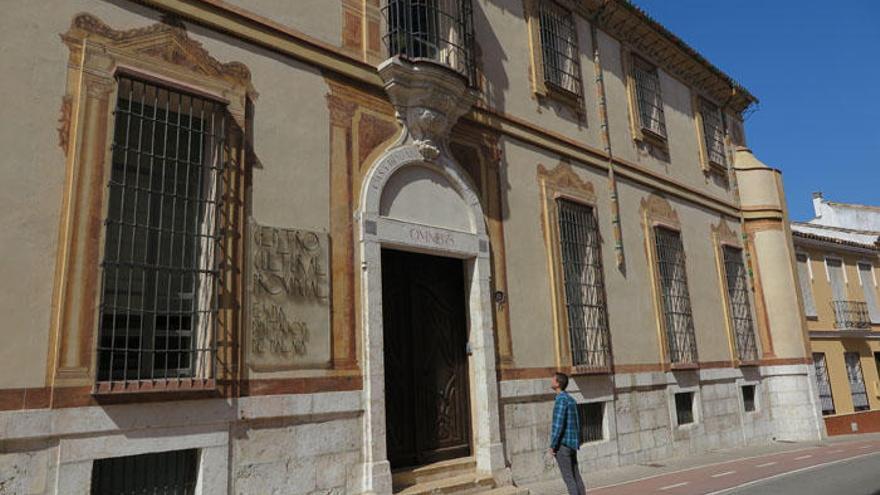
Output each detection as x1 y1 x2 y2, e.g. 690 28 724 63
654 228 698 364
741 385 756 412
700 97 726 166
538 1 581 95
813 352 835 415
722 246 758 362
91 449 198 495
96 75 226 384
556 199 611 368
633 56 666 138
844 352 870 412
675 391 694 426
578 402 604 443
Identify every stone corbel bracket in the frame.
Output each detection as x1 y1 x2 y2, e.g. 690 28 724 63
378 57 477 160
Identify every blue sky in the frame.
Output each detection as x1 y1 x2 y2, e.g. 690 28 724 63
632 0 880 221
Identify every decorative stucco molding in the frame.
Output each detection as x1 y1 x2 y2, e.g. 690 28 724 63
641 193 680 229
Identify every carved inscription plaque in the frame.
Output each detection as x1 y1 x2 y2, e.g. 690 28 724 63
248 221 330 371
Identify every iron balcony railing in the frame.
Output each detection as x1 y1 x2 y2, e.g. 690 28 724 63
383 0 477 86
832 300 871 330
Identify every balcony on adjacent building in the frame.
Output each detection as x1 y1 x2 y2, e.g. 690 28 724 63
382 0 476 86
831 300 872 331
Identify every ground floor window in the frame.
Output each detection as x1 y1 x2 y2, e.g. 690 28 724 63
91 449 198 494
675 391 695 426
813 353 836 415
741 385 756 412
844 352 870 411
578 401 605 443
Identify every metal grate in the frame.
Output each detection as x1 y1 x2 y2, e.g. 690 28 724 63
538 1 581 95
633 56 666 138
383 0 476 86
700 97 726 166
578 402 604 443
831 300 871 330
813 352 835 415
741 385 756 412
654 228 698 364
844 352 869 411
96 75 226 384
91 449 198 495
556 199 611 368
675 392 694 425
722 246 758 362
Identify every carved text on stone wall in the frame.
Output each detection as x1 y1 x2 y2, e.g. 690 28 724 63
251 302 309 357
253 226 327 299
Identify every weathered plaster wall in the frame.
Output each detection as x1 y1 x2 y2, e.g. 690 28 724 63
224 0 343 49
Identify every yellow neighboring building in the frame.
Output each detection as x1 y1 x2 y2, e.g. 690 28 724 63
793 193 880 435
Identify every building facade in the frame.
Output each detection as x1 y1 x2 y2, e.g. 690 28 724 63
0 1 824 493
793 194 880 436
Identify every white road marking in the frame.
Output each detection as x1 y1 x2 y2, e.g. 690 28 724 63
711 471 735 478
702 450 880 495
794 455 812 460
659 482 689 491
755 461 777 468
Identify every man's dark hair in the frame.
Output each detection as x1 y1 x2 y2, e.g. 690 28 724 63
555 372 569 391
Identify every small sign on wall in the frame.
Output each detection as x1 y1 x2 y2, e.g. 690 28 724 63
247 220 331 371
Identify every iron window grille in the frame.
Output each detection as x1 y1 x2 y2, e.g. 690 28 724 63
91 449 198 495
674 391 694 425
741 385 756 412
831 300 871 330
96 75 227 386
722 246 758 362
577 402 604 443
700 97 726 166
556 199 611 369
383 0 477 86
813 352 835 415
538 1 582 96
653 227 698 364
844 352 870 411
633 56 667 138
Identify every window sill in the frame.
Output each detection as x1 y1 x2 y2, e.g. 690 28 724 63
568 365 613 376
542 82 581 106
706 161 728 176
93 378 217 396
637 128 668 150
668 362 699 371
737 360 761 368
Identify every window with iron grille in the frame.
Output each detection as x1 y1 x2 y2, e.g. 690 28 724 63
538 1 581 95
741 384 756 412
844 352 870 411
674 391 694 426
632 56 666 138
796 253 817 318
91 449 198 495
813 352 835 415
700 97 726 166
384 0 476 86
578 402 604 443
556 199 610 368
653 227 698 364
722 246 758 362
96 75 226 384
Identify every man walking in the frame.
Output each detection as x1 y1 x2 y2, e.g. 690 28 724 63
548 372 586 495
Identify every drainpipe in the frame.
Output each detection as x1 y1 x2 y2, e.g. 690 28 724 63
590 8 625 270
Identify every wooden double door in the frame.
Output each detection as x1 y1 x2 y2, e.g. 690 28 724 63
381 249 472 469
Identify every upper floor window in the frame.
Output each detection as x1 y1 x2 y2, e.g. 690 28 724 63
383 0 476 85
698 97 726 168
538 1 581 96
857 262 880 323
653 227 697 364
632 55 667 139
722 246 758 362
796 253 818 318
97 75 226 384
556 199 610 369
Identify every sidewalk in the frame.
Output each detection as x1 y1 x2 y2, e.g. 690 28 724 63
524 432 880 494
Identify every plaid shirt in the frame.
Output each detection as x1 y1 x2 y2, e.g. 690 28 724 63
550 391 580 451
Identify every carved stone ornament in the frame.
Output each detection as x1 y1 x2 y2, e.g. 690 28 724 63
378 57 478 160
712 219 741 247
538 162 596 201
248 221 331 371
640 193 679 228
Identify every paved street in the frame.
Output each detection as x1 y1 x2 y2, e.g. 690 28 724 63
527 434 880 495
586 437 880 495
